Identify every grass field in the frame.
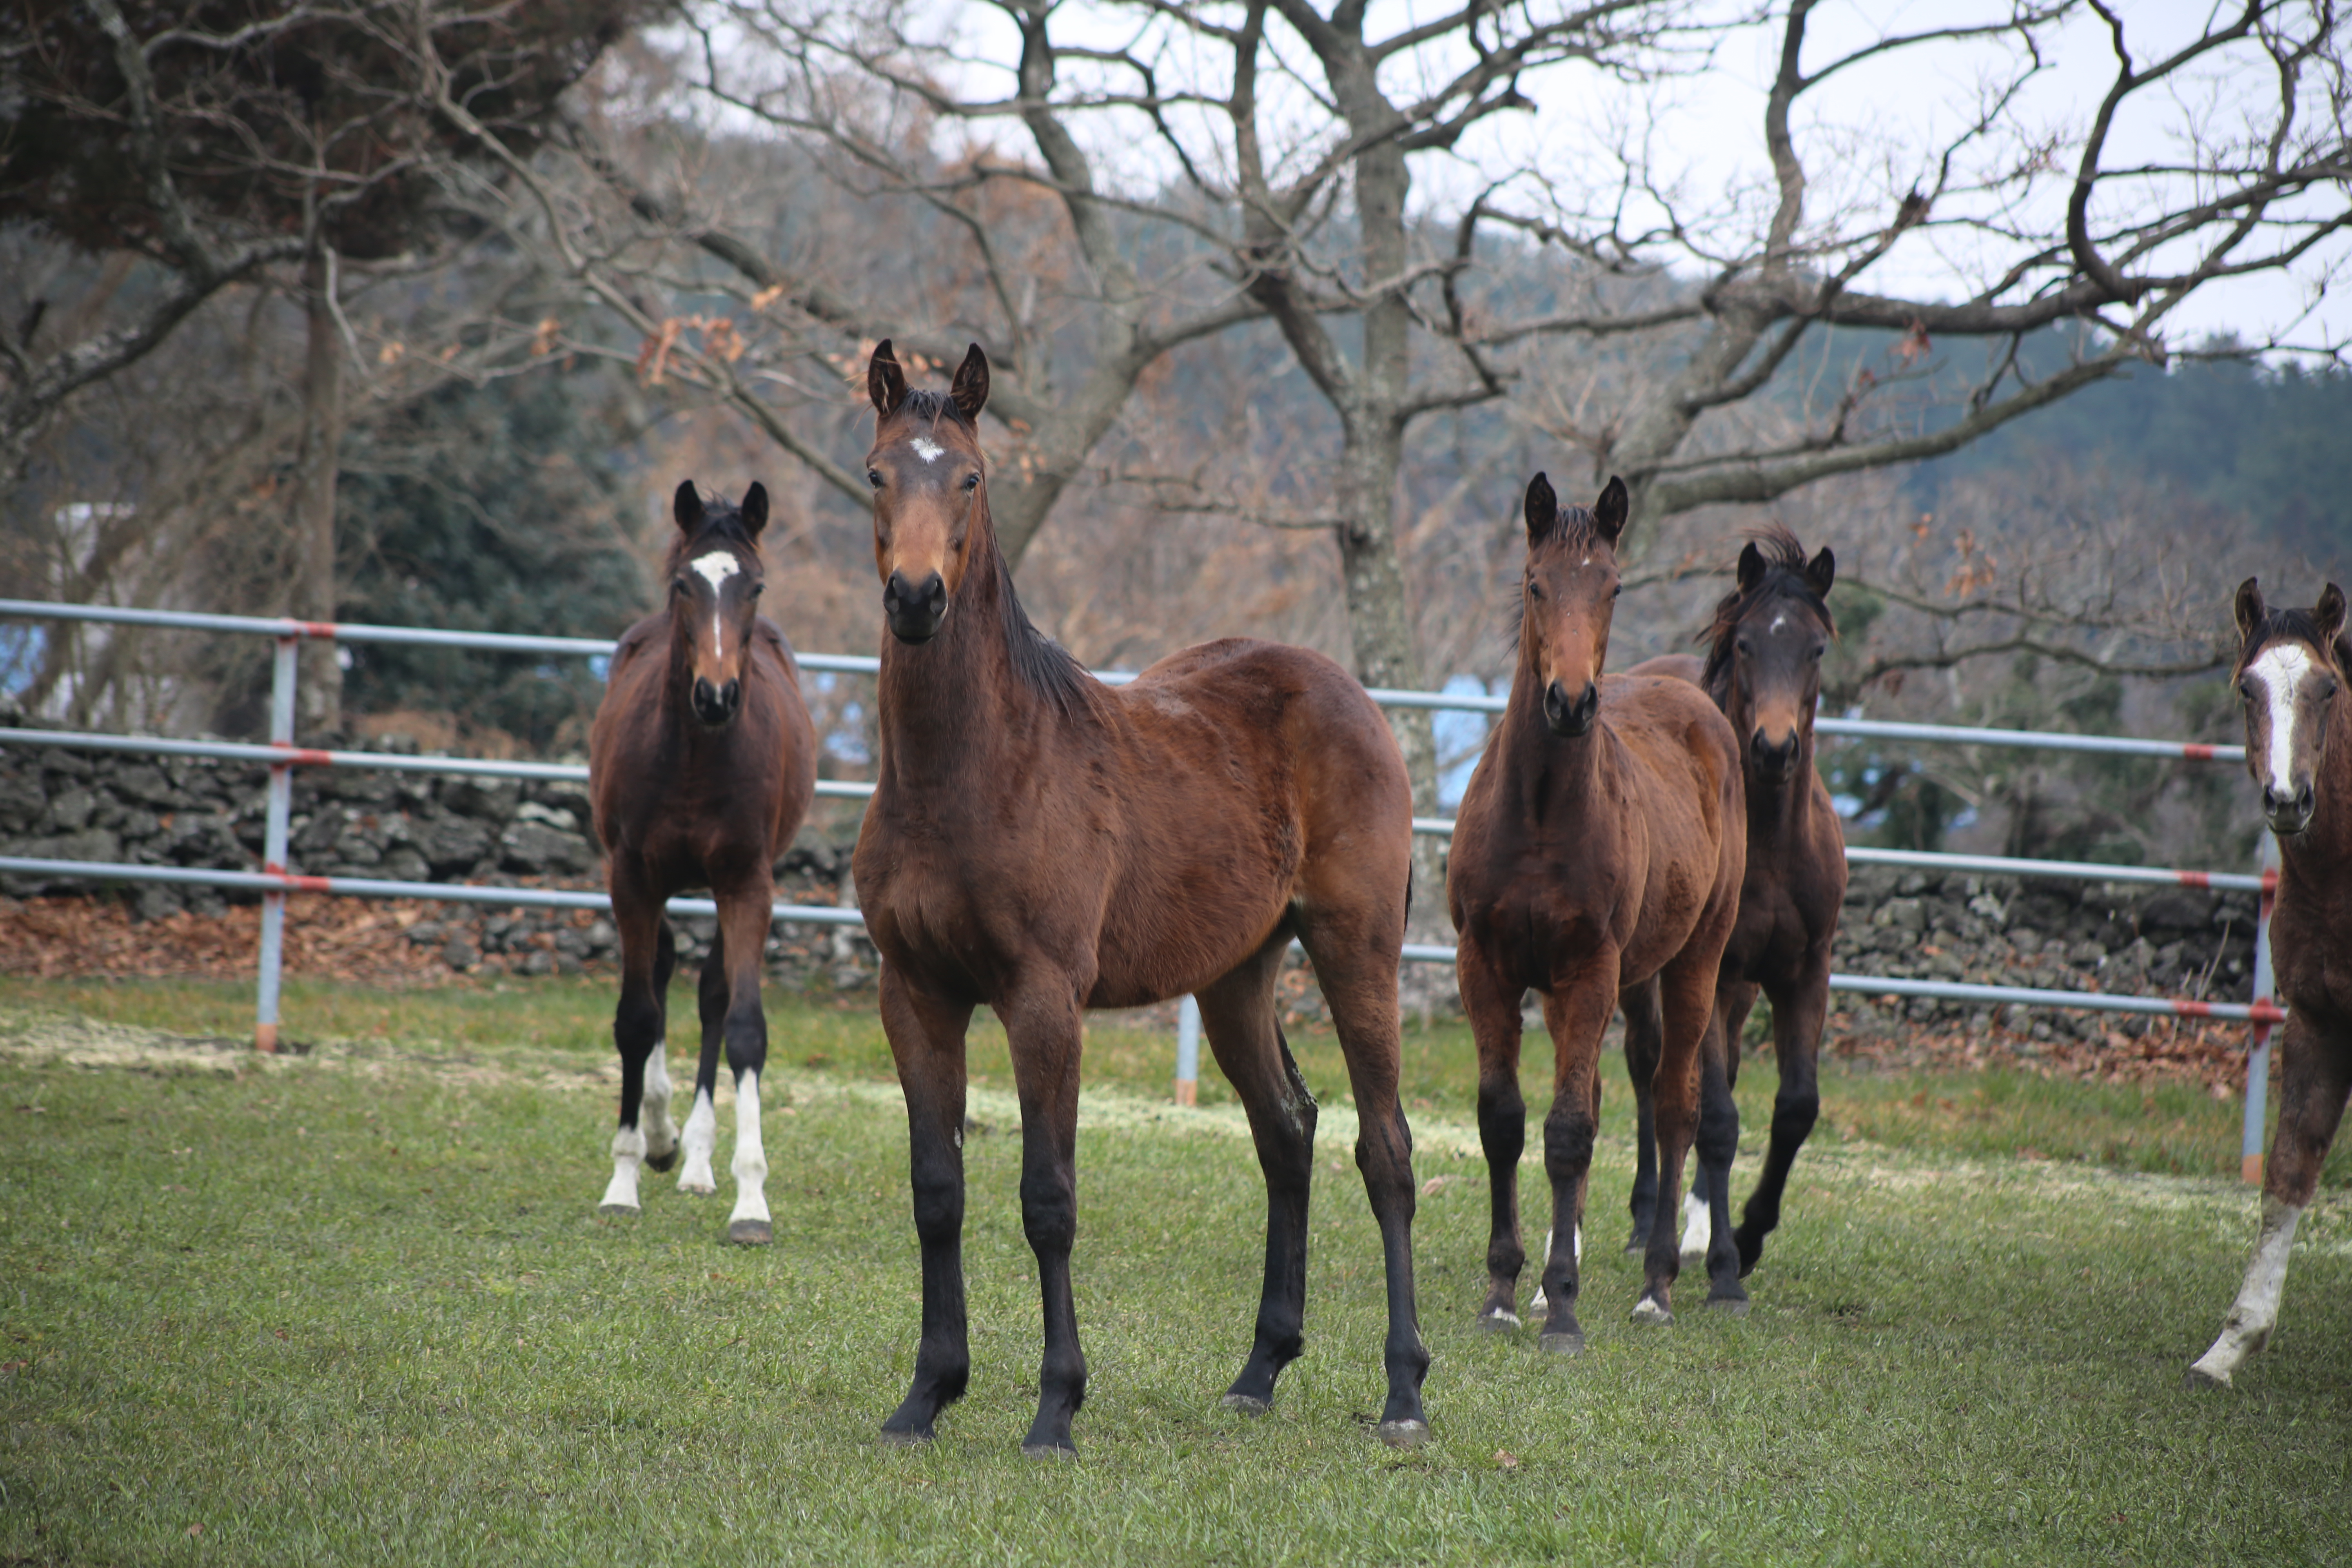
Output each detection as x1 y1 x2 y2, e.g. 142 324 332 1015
3 976 2350 1566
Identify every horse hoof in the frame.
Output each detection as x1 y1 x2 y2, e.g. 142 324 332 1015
877 1427 933 1448
1021 1440 1078 1462
1377 1419 1429 1449
1630 1298 1674 1327
1476 1310 1521 1333
1221 1392 1271 1417
1705 1295 1751 1317
1734 1227 1765 1278
645 1147 679 1174
681 1180 717 1197
726 1219 773 1246
2185 1364 2232 1391
1538 1330 1585 1357
596 1203 639 1218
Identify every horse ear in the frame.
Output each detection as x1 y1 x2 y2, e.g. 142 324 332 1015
869 339 907 416
1524 472 1557 541
2317 583 2347 644
1592 475 1629 545
740 482 768 540
1736 541 1766 592
2234 577 2265 642
1806 546 1836 596
673 480 703 535
951 342 990 423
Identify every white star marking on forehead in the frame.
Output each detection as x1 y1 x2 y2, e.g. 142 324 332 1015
690 552 742 591
1769 613 1788 633
910 437 945 463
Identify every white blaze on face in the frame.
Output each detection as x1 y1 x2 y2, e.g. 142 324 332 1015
690 551 742 657
2247 643 2314 798
910 436 945 463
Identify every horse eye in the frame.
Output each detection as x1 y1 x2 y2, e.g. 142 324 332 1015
867 469 884 489
963 472 981 492
672 578 688 596
1610 584 1622 600
1527 581 1544 600
1810 645 1825 662
748 582 764 598
1736 639 1753 656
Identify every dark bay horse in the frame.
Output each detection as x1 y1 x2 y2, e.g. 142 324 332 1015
588 481 817 1244
1617 529 1844 1303
851 341 1428 1457
1448 473 1745 1348
2190 578 2351 1388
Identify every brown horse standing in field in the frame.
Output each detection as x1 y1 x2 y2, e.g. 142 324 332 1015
851 341 1428 1457
1448 473 1745 1348
2190 579 2352 1388
588 481 817 1244
1618 529 1844 1304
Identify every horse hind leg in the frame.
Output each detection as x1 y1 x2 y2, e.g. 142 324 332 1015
1194 942 1316 1415
1635 947 1721 1325
1622 980 1664 1254
1298 915 1429 1446
2190 1017 2349 1388
675 919 723 1196
1456 949 1528 1328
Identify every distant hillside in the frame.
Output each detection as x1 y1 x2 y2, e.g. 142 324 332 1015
1905 342 2352 564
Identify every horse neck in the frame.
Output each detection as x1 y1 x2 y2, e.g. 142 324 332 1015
874 516 1035 778
1498 633 1604 802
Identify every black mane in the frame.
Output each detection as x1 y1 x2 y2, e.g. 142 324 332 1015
988 545 1091 713
1698 525 1835 693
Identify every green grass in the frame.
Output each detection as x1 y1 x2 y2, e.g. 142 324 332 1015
2 977 2350 1565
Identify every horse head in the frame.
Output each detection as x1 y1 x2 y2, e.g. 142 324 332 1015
1702 528 1836 784
1519 472 1630 738
2233 577 2347 835
866 339 991 645
666 479 769 729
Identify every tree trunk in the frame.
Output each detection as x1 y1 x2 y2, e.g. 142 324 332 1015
291 247 343 739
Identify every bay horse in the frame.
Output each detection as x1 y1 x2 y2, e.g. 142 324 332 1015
851 340 1428 1457
1448 472 1745 1348
587 480 817 1244
2190 578 2351 1388
1616 528 1844 1304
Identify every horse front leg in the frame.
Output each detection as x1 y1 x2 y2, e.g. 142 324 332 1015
1621 980 1664 1254
600 869 670 1216
1733 957 1825 1276
714 883 777 1245
877 969 975 1444
1535 959 1619 1355
1000 980 1089 1459
1194 942 1315 1416
2190 1016 2350 1388
1457 947 1528 1330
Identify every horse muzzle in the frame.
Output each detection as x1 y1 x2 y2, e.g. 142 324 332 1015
690 676 742 728
884 570 948 644
2263 780 2316 836
1544 679 1599 738
1751 727 1800 782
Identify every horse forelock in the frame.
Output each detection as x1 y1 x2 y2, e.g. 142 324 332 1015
664 503 764 578
1699 526 1835 691
2236 607 2344 682
1531 503 1604 553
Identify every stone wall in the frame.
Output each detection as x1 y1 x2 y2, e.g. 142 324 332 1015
1 732 2269 1020
0 724 869 985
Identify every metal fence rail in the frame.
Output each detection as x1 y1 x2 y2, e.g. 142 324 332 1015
1 596 2281 1179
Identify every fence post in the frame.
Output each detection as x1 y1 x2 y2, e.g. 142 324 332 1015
2240 834 2281 1185
254 635 298 1053
1174 993 1200 1107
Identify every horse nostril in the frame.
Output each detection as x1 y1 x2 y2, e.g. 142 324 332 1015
693 677 716 710
721 679 741 712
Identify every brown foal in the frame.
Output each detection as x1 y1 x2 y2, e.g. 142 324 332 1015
588 481 817 1244
851 341 1428 1457
1620 528 1845 1305
1448 473 1746 1349
2190 579 2352 1388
